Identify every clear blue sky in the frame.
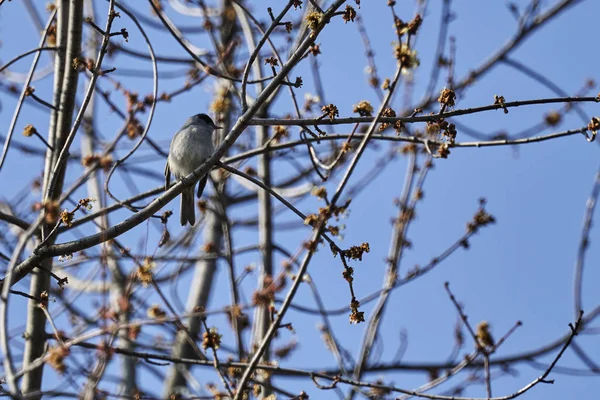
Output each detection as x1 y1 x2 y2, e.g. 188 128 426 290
0 0 599 398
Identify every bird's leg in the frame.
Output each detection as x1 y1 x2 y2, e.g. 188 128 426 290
179 175 192 187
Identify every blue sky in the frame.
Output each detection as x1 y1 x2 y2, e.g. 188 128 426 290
0 0 599 398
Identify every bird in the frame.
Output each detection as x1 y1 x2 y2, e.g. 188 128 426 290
165 113 220 226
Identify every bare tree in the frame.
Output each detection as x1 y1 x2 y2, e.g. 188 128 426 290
0 0 598 399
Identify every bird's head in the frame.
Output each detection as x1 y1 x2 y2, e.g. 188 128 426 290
190 113 222 131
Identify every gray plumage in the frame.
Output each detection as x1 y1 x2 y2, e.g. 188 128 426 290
165 114 219 226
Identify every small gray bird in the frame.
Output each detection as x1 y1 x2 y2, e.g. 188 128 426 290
165 113 220 226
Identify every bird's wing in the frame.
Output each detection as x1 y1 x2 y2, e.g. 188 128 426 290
164 160 170 191
197 174 208 198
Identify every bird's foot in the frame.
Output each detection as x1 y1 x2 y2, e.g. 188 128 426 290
180 176 192 187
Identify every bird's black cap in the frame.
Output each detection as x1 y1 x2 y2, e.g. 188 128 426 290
194 113 220 128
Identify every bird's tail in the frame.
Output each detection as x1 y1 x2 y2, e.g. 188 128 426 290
180 186 196 226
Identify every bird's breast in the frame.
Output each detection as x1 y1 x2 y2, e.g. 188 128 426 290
168 129 214 178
